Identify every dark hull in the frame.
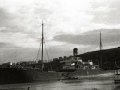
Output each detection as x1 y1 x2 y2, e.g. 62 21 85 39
0 68 115 85
0 68 63 85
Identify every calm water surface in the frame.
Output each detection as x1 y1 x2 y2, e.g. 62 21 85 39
0 79 119 90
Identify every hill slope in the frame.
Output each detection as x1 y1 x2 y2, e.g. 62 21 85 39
78 47 120 70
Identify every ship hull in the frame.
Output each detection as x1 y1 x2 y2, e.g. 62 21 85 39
0 68 63 85
76 69 115 78
60 69 115 80
0 68 115 84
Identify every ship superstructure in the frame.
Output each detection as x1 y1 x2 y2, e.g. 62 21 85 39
60 56 99 70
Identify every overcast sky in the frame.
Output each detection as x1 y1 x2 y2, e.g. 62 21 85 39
0 0 120 63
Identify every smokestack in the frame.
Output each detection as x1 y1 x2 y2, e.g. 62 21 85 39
73 48 78 56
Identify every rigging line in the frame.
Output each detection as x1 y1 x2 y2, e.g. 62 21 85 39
44 39 53 71
13 38 43 61
2 38 33 64
95 42 101 51
5 41 36 63
11 40 42 63
3 35 41 63
92 31 104 52
87 42 99 53
36 40 42 61
115 61 120 68
44 40 50 60
91 43 99 51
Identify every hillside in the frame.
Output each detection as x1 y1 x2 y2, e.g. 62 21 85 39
78 47 120 70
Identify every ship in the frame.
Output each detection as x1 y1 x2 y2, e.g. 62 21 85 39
60 31 115 80
0 22 115 84
0 21 64 85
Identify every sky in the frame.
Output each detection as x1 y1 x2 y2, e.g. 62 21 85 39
0 0 120 63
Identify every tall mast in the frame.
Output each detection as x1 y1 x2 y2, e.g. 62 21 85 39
100 30 103 68
41 20 44 72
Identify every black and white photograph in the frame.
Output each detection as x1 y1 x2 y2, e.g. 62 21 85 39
0 0 120 90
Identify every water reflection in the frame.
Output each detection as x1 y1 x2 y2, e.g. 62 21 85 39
0 79 119 90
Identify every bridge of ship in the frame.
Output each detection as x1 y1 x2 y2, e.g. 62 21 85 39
60 57 99 70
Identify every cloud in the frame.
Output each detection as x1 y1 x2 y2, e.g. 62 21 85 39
0 7 14 28
53 29 120 49
0 48 39 63
0 7 26 34
0 0 120 40
0 0 120 63
0 42 18 48
90 0 120 25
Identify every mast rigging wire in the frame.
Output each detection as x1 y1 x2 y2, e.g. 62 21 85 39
36 40 42 61
44 39 53 71
2 38 33 64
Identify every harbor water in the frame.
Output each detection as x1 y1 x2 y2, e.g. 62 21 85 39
0 78 119 90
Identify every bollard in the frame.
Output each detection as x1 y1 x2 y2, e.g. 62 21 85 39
28 87 30 90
